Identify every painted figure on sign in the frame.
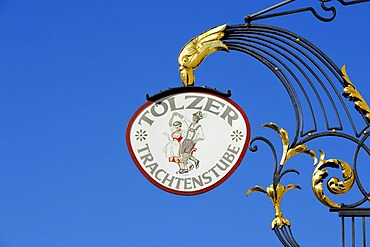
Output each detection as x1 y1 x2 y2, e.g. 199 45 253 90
163 115 183 170
164 111 206 174
174 111 205 174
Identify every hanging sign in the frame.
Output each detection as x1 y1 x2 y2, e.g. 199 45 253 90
126 87 251 195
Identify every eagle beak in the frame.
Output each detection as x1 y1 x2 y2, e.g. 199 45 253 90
179 67 195 87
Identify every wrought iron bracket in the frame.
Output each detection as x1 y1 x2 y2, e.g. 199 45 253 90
244 0 370 24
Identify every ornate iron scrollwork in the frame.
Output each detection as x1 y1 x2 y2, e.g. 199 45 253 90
247 123 316 246
177 1 370 246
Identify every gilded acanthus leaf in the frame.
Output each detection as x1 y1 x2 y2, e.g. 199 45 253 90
246 185 267 196
249 123 318 229
306 149 318 166
261 122 279 132
262 123 317 166
247 183 300 229
342 65 370 121
261 123 289 165
286 144 307 161
285 184 302 192
286 145 317 166
327 159 354 195
261 123 289 149
312 150 355 208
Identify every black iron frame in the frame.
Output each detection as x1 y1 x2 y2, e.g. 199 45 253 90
222 1 370 246
330 208 370 247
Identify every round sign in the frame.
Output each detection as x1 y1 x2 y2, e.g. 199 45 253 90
126 89 251 195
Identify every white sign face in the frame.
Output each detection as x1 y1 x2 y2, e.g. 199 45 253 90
126 91 251 195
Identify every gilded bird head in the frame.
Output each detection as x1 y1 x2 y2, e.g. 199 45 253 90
178 66 195 87
178 24 228 86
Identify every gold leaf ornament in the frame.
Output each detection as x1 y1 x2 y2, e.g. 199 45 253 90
312 150 355 208
247 123 318 229
262 123 317 166
247 184 301 229
178 24 229 86
342 65 370 121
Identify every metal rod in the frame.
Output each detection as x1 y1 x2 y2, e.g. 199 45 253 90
342 216 345 247
247 0 295 20
363 217 366 247
338 0 370 6
288 226 300 247
353 217 356 247
250 6 336 23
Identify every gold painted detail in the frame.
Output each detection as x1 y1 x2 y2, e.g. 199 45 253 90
261 123 317 167
312 150 355 208
342 65 370 122
247 184 300 229
247 123 317 229
178 24 228 86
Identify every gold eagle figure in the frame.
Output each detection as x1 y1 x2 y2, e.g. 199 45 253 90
178 24 228 86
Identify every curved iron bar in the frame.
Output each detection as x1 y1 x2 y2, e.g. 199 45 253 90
278 169 300 184
225 43 302 147
282 226 299 247
274 226 300 247
353 132 370 201
240 27 353 133
249 136 279 183
287 226 300 246
225 32 343 136
245 0 294 21
249 25 370 134
338 0 370 5
274 227 291 247
239 30 344 131
226 25 349 130
244 26 343 84
250 133 300 188
225 42 303 146
223 24 366 139
298 132 370 153
225 35 317 136
276 165 299 187
226 41 308 141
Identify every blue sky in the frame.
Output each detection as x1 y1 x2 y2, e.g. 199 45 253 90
0 1 370 246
